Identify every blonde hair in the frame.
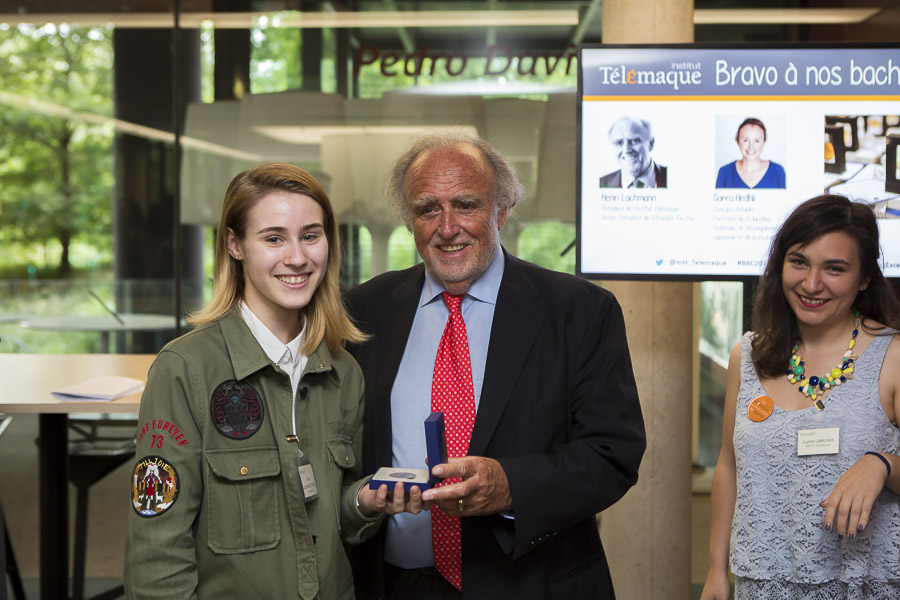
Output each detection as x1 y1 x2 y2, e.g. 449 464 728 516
188 163 366 353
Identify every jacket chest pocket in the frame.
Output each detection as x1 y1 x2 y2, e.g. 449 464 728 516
325 436 356 470
323 434 356 531
203 447 281 554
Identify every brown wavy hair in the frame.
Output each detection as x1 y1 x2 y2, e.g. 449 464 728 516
188 163 367 353
752 194 900 377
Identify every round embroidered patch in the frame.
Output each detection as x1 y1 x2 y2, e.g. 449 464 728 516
210 379 264 440
132 455 180 518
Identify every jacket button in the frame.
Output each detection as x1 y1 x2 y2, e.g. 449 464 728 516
240 466 249 475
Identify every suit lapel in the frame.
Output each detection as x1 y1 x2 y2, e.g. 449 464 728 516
469 253 544 456
371 266 424 468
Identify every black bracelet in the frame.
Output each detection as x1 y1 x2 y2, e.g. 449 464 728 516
865 451 892 478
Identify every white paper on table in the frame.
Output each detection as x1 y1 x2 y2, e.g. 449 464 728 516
51 376 145 401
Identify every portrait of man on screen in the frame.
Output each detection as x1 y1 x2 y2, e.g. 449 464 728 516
598 116 668 189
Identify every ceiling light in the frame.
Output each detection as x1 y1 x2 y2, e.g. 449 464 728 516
252 125 473 145
0 10 579 29
694 8 881 25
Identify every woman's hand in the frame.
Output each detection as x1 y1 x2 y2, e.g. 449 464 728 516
699 568 731 600
820 453 890 537
357 481 431 518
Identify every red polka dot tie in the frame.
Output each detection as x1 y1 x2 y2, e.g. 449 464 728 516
431 292 476 591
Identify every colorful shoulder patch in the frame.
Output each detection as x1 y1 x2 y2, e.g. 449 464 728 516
210 379 264 440
132 455 180 517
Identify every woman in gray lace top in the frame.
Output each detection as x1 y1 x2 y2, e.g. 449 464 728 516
701 195 900 600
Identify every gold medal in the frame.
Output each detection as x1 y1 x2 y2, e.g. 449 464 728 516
747 395 774 422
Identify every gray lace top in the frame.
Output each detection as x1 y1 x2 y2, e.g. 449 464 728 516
731 331 900 589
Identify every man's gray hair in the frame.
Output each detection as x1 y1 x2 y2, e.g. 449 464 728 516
387 129 526 229
608 116 653 141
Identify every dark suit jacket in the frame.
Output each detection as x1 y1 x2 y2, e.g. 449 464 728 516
343 251 646 600
598 162 667 188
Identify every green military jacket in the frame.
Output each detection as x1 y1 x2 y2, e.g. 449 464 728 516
125 308 382 599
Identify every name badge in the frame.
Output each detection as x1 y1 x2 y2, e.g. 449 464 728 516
797 427 840 456
286 433 318 502
298 464 319 502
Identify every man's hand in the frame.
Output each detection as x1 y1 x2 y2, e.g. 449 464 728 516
421 456 513 516
357 480 430 518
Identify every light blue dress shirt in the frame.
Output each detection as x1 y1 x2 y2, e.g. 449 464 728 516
384 251 504 569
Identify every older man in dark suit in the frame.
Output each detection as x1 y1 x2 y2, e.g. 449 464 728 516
598 116 667 188
344 130 646 600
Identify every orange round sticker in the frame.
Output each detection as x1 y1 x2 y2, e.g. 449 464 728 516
747 395 774 422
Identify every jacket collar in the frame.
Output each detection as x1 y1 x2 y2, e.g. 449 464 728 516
469 249 544 455
219 307 338 384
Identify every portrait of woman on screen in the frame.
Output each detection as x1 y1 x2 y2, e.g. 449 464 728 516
716 117 786 189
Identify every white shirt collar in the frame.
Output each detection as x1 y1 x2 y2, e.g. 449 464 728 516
239 302 306 377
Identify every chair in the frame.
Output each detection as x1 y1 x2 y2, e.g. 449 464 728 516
67 413 138 600
1 414 26 600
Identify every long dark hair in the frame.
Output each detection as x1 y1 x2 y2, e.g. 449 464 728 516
752 194 900 377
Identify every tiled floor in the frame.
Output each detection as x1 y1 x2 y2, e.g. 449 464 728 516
2 413 717 599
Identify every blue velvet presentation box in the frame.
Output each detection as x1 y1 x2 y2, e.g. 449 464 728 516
369 411 447 492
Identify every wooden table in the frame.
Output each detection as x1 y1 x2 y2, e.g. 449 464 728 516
0 353 154 600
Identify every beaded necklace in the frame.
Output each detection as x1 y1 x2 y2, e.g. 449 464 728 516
786 310 860 410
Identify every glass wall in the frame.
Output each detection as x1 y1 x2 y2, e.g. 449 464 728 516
0 6 581 356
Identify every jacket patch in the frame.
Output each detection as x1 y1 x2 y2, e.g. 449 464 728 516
137 419 190 447
132 455 180 518
210 379 264 440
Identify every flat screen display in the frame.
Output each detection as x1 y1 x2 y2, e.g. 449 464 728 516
577 44 900 280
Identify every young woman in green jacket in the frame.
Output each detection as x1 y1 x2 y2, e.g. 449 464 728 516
125 163 421 599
